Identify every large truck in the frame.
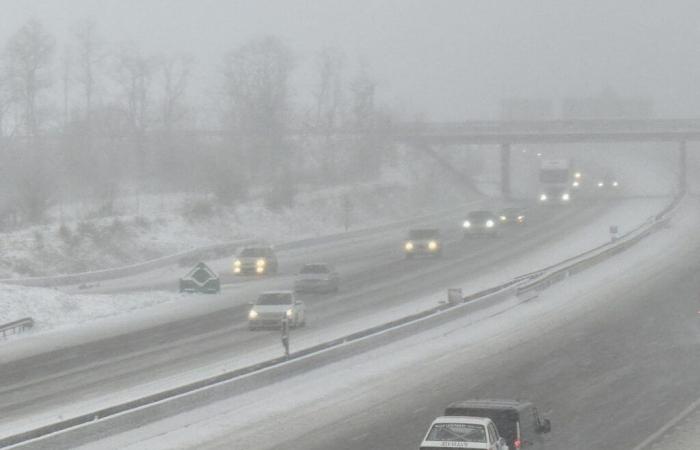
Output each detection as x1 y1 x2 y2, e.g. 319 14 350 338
538 158 572 204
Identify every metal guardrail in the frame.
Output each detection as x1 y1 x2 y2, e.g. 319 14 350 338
0 241 254 288
0 201 482 289
0 194 683 448
0 318 34 339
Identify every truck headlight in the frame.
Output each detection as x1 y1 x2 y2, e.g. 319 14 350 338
256 266 265 274
286 309 293 317
539 193 548 202
561 193 570 201
500 215 507 222
574 172 582 179
428 241 438 250
256 259 266 267
463 220 471 228
405 241 414 251
248 309 258 319
486 220 495 228
572 181 580 188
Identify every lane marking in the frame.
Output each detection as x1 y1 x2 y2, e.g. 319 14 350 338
632 396 700 450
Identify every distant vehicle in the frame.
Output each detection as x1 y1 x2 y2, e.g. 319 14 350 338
420 416 509 450
596 174 620 190
463 211 499 237
248 291 305 330
179 262 220 294
404 229 442 258
294 263 340 293
444 400 551 450
538 158 572 204
233 246 278 275
571 170 583 189
498 208 527 226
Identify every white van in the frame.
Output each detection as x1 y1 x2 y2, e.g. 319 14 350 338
420 416 509 450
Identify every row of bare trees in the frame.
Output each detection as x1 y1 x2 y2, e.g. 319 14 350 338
0 19 395 227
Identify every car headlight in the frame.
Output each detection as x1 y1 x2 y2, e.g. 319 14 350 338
405 241 414 251
500 215 507 221
256 259 266 267
539 193 548 202
248 309 258 319
572 181 580 188
574 172 582 179
286 309 293 317
561 193 570 201
428 240 438 250
517 215 524 222
234 260 241 267
486 220 495 228
598 181 604 188
612 181 619 187
463 220 471 228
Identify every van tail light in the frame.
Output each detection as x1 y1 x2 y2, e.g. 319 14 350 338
514 440 521 449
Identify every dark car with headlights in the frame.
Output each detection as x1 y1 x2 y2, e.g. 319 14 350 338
463 211 499 237
404 229 442 258
498 207 527 226
233 246 278 275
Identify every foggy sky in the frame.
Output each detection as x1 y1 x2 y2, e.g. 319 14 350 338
2 0 700 120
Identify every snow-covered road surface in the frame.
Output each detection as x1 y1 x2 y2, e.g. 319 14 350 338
67 196 700 450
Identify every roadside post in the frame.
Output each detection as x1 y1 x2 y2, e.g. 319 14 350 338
281 317 290 358
342 196 353 231
447 288 463 305
609 225 619 242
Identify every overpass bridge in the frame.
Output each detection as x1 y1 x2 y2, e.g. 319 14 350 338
382 119 700 197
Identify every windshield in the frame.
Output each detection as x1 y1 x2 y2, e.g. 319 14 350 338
409 230 439 239
426 423 487 443
300 264 329 274
256 293 292 305
539 169 569 183
468 212 493 220
240 248 267 257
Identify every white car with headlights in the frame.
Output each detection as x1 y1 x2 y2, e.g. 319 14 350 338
248 291 305 330
420 416 509 450
233 246 278 275
404 229 442 258
294 263 339 293
463 211 500 237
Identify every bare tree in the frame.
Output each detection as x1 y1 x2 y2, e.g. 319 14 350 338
313 47 345 180
348 65 380 179
3 19 55 139
159 54 192 132
156 53 193 188
73 19 105 129
221 36 294 180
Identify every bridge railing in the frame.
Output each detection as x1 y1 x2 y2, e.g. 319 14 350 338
390 119 700 136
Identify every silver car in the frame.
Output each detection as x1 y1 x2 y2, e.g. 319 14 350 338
248 291 305 330
294 263 340 293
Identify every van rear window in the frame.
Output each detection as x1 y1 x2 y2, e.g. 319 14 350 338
425 423 486 443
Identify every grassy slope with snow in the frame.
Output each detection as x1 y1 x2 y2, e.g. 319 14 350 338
0 150 479 279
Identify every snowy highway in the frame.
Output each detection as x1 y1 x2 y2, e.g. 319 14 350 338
69 196 700 450
0 198 653 446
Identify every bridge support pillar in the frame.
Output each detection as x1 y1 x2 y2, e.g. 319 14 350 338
679 140 687 194
500 143 511 199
